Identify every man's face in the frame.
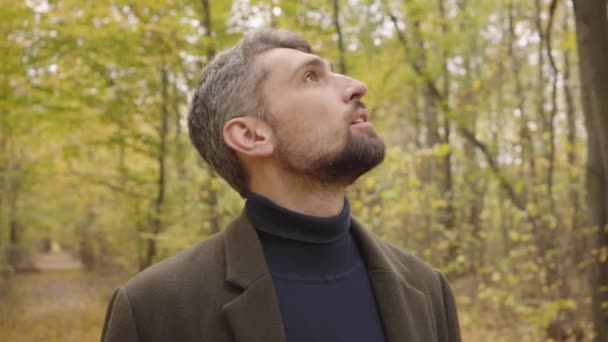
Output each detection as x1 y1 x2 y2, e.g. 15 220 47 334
256 48 385 186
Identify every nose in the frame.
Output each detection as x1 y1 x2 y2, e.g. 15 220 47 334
341 76 368 103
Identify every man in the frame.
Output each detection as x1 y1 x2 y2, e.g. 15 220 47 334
101 28 461 342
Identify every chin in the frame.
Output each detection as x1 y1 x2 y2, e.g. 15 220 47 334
315 137 386 185
274 128 386 186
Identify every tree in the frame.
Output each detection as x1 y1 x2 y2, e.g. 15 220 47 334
572 0 608 340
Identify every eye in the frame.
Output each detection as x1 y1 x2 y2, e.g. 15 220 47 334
304 71 317 82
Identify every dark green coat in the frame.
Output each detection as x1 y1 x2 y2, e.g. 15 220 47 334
101 212 462 342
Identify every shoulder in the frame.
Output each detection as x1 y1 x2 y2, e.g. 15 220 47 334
371 237 446 291
122 231 227 304
370 236 462 340
103 231 235 341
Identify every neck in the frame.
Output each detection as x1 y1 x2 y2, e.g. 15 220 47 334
248 168 346 217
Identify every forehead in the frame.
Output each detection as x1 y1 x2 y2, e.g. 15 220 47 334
257 47 312 64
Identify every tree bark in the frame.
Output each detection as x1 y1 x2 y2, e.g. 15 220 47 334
562 5 584 270
456 0 486 271
201 0 215 61
545 0 559 210
508 1 535 206
200 0 221 235
142 63 169 270
437 0 456 262
572 1 608 340
332 0 347 75
0 113 5 249
536 0 560 296
8 176 20 245
173 72 188 180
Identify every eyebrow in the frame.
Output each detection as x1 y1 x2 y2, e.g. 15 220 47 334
290 57 335 81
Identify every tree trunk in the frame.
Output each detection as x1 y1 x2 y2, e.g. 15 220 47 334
572 1 608 340
562 6 584 270
538 0 560 296
201 0 215 61
199 0 221 236
332 0 347 75
142 64 170 270
8 177 19 246
0 116 5 249
509 1 535 205
545 0 559 211
453 0 487 271
437 0 456 262
173 72 187 180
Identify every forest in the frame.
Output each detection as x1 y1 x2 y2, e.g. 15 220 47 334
1 0 607 341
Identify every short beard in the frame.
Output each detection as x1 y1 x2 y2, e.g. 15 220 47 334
275 127 386 187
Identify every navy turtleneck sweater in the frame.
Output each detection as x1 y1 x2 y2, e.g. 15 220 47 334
245 193 387 342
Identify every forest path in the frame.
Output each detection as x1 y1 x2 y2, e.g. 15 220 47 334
0 255 121 342
33 250 84 271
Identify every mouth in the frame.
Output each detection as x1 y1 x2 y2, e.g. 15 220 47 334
350 108 369 125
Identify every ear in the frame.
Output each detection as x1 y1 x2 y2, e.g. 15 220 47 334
223 117 274 158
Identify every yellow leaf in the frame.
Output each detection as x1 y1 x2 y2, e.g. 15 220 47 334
472 79 481 91
600 246 608 263
509 231 520 242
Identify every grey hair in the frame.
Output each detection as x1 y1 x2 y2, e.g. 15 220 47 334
188 28 312 197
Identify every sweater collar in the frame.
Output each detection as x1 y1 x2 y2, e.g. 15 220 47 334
244 192 351 244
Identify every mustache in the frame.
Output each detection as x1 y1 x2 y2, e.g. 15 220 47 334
347 101 368 121
353 100 367 112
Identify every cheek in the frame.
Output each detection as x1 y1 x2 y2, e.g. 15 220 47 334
272 95 346 144
278 121 343 157
301 119 346 144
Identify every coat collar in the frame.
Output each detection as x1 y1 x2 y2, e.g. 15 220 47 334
222 212 287 342
221 211 435 342
351 218 437 341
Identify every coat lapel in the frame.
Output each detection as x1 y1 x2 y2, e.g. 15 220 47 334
221 213 286 342
352 219 437 342
220 212 436 342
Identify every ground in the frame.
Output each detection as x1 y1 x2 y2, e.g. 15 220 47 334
0 251 121 342
0 251 591 341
